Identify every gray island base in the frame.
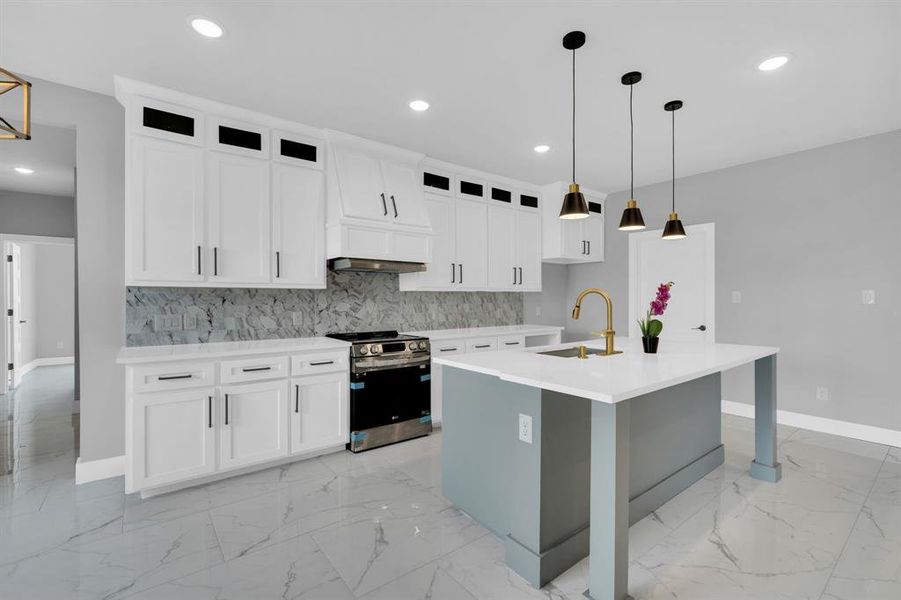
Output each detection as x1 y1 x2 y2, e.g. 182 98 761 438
438 344 780 600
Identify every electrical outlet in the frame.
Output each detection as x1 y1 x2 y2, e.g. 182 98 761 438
731 291 742 304
56 341 64 349
153 314 182 332
535 306 542 317
518 413 533 444
862 290 876 305
292 312 304 327
816 387 829 402
183 314 198 330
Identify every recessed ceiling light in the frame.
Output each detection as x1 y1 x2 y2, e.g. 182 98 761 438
190 17 224 38
409 100 430 112
533 145 550 154
757 55 789 72
14 166 34 174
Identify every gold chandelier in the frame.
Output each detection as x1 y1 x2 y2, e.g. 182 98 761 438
0 66 31 140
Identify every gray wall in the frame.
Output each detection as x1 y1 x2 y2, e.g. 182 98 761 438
35 244 76 358
563 129 901 432
127 271 523 346
523 263 569 330
1 76 125 462
0 190 75 237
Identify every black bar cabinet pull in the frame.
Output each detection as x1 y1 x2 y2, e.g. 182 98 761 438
439 347 458 352
505 341 520 346
451 263 455 283
276 251 280 278
474 344 491 349
380 193 388 216
208 396 213 428
587 241 591 255
242 366 271 372
518 267 523 285
581 240 586 255
197 246 202 275
224 394 229 425
513 267 516 285
214 247 219 275
295 384 300 413
459 264 463 284
390 195 398 218
310 360 334 366
158 374 192 381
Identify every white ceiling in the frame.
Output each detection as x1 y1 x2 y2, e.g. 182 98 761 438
0 122 75 196
1 1 898 193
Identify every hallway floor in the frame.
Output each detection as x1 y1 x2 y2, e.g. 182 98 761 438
0 372 898 599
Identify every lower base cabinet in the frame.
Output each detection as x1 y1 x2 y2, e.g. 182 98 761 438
220 380 290 470
291 373 348 454
131 387 217 490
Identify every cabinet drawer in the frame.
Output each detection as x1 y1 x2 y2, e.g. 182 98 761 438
433 341 465 356
497 335 526 350
132 361 215 393
466 337 497 353
291 352 348 376
220 356 289 384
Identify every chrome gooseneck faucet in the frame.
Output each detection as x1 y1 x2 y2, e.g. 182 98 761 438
571 288 621 356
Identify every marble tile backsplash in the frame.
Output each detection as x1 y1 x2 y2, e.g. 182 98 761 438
126 271 524 346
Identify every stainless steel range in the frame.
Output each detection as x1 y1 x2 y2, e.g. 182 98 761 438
326 330 431 452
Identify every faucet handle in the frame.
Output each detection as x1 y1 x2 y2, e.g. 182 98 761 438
591 330 615 338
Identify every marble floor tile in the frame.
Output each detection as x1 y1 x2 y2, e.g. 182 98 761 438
829 500 901 591
822 576 901 600
360 558 478 600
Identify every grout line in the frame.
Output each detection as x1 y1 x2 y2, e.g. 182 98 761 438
815 446 889 600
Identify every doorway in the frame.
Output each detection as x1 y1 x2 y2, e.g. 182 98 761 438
628 223 715 342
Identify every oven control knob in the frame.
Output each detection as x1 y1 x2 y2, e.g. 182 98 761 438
408 342 416 351
418 341 427 350
359 345 369 355
369 344 380 355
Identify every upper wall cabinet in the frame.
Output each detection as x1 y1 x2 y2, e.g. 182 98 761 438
540 181 606 264
324 130 431 263
116 77 327 289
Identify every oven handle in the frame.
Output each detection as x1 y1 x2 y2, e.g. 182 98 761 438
351 357 432 373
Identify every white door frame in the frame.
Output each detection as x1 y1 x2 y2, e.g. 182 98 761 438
628 222 716 341
0 233 75 395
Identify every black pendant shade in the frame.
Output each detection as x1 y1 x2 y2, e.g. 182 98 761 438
559 31 589 220
662 99 687 240
559 183 589 219
618 71 646 231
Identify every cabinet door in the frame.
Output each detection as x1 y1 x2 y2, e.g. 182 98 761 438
332 146 389 222
129 137 204 283
584 203 605 261
220 380 289 470
562 218 586 260
515 209 541 291
487 205 516 290
290 373 348 454
454 199 488 289
272 164 325 287
381 161 430 227
131 387 216 490
416 195 455 289
208 153 271 284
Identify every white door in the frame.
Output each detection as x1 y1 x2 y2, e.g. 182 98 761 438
290 373 348 454
487 205 516 290
208 152 271 285
629 223 715 342
454 199 488 289
131 388 217 490
584 211 604 261
381 161 430 227
9 243 22 387
220 380 289 469
417 195 455 289
272 164 325 287
129 137 204 283
332 147 388 222
515 210 541 291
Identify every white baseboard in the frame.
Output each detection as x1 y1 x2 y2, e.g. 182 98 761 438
34 356 75 367
722 400 901 448
75 454 125 484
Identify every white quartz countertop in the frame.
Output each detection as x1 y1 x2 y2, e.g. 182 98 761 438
403 324 564 341
117 337 350 364
433 337 778 404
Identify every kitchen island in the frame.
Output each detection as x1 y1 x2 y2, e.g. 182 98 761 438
434 337 780 600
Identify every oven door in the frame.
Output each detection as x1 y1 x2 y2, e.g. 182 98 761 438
349 355 431 448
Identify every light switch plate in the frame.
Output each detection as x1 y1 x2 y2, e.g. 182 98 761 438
731 291 742 304
153 314 182 332
535 306 542 317
862 290 876 305
518 413 533 444
183 314 198 330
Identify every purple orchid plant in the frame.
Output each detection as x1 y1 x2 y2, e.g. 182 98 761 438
638 282 674 338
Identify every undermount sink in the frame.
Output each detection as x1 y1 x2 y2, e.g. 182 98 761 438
537 345 612 358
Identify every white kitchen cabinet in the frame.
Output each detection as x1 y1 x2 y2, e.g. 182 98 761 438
128 136 205 283
381 161 430 227
290 373 348 454
487 204 516 290
454 199 488 289
272 163 326 287
515 209 542 291
129 387 216 490
219 380 289 470
332 146 389 222
540 181 606 264
414 195 456 289
207 152 272 285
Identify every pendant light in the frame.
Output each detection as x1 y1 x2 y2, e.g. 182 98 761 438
662 99 687 239
618 71 646 231
559 30 589 220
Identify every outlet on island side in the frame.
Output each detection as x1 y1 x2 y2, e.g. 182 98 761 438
518 413 533 444
816 387 829 402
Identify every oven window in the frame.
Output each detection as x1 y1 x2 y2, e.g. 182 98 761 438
350 363 431 431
